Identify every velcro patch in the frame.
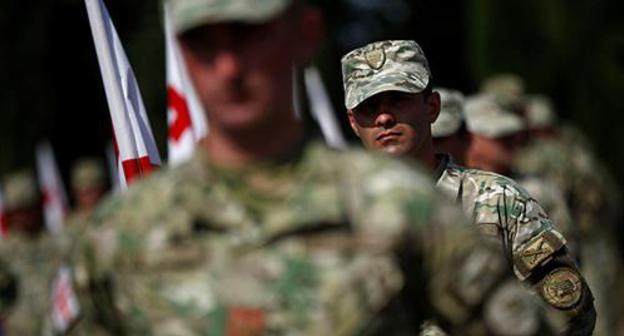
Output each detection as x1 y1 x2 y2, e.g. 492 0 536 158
541 268 583 309
514 231 564 277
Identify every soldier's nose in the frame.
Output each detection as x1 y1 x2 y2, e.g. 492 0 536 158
375 111 396 129
214 50 242 81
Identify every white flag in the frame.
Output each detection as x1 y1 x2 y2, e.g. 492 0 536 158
164 4 208 166
105 142 121 193
85 0 161 189
304 66 348 149
35 142 69 234
51 266 81 333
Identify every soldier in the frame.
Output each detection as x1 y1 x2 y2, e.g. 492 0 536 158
59 1 519 335
431 88 469 165
341 40 595 335
512 94 623 336
66 158 107 225
0 170 65 334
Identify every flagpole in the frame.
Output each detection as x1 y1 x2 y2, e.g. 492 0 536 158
84 0 139 163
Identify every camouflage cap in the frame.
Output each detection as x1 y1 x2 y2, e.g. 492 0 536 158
432 88 465 138
525 95 556 129
341 40 431 110
167 0 292 34
2 170 39 211
480 73 525 106
71 158 105 190
464 94 525 138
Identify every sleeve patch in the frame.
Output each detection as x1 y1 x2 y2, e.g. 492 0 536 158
514 230 564 277
541 267 583 309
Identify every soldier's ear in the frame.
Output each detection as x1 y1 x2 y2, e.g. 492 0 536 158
347 111 361 137
426 91 441 124
293 6 324 65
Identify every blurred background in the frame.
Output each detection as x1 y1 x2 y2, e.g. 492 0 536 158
1 0 623 204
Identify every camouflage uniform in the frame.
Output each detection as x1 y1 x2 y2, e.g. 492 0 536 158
66 141 513 335
431 88 465 138
0 171 65 335
65 158 107 228
61 3 520 335
341 41 596 335
513 96 623 336
434 154 594 335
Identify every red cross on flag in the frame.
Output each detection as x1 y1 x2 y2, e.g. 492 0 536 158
51 266 80 334
85 0 161 189
164 4 208 166
35 142 69 234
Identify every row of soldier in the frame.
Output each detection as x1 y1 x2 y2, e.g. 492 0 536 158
0 0 622 334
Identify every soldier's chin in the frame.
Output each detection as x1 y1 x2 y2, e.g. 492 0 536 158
215 103 269 132
380 143 409 157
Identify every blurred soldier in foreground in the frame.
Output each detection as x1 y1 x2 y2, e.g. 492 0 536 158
66 158 107 225
431 88 470 165
512 95 623 336
60 1 515 335
342 40 595 335
0 171 63 334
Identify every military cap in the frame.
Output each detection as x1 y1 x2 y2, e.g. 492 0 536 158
167 0 292 34
464 94 525 138
71 158 105 191
2 170 40 211
341 40 431 110
432 88 465 138
525 95 556 129
480 73 525 106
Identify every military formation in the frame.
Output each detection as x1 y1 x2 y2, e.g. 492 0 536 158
0 0 621 335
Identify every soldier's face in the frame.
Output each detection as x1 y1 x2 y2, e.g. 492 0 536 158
6 206 43 235
74 186 105 211
465 134 516 174
179 8 322 135
348 91 440 157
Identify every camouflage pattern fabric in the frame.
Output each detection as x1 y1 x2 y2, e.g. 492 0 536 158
463 94 525 139
168 0 291 34
514 126 623 336
63 140 516 335
0 233 66 335
341 40 430 110
432 88 465 138
434 154 596 335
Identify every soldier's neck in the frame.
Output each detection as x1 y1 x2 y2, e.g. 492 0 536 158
410 141 436 171
200 117 304 169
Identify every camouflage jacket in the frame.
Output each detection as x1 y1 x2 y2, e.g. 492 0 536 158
63 141 512 335
513 126 622 236
434 154 596 335
0 232 67 335
513 128 624 336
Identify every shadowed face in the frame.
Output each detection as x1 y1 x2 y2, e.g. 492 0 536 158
179 6 321 135
466 133 521 174
348 91 440 157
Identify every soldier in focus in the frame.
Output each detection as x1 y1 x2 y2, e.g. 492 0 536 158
341 40 595 335
59 1 517 335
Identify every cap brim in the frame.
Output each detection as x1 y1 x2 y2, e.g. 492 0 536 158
346 73 429 110
174 0 290 34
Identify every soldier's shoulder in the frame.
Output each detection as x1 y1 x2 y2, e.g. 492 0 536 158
310 142 432 189
459 167 533 200
90 161 197 229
